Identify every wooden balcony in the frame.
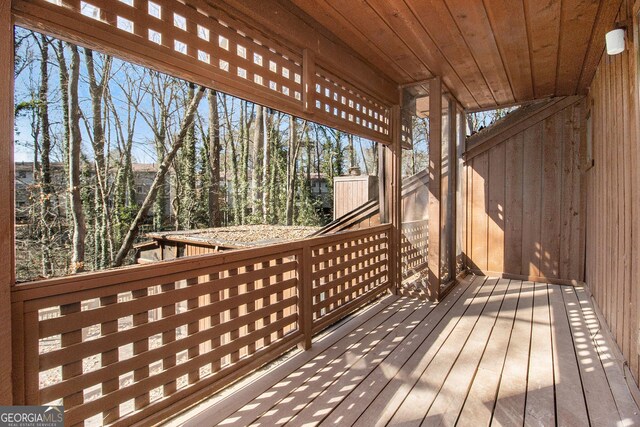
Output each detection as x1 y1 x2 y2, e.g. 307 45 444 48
11 226 391 426
167 275 640 427
3 0 640 425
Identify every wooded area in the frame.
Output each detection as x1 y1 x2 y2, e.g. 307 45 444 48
14 28 381 281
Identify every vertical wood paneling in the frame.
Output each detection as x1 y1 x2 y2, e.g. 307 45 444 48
487 143 505 272
521 124 543 277
1 0 15 405
504 134 524 275
470 153 488 271
585 0 639 386
464 99 584 283
541 113 562 278
628 0 639 380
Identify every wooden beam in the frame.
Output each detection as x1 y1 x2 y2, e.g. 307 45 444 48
427 77 442 300
0 0 14 405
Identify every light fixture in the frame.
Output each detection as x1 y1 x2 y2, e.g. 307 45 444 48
606 28 626 55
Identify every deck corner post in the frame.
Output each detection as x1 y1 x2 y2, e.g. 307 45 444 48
387 103 402 295
298 246 313 350
427 77 442 301
0 0 15 405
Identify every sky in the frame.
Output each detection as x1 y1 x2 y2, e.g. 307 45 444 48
13 26 392 173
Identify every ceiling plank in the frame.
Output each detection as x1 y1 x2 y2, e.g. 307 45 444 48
287 0 414 84
484 0 535 102
401 0 496 108
444 0 515 106
523 0 562 98
321 0 433 82
555 0 600 95
361 0 479 108
577 0 623 92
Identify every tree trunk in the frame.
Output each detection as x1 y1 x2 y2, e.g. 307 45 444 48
286 117 305 225
262 110 272 222
222 96 241 225
54 40 71 231
68 44 87 273
37 35 54 277
114 86 205 267
251 104 264 218
153 119 167 230
239 102 252 224
85 48 112 268
208 89 221 227
180 82 197 229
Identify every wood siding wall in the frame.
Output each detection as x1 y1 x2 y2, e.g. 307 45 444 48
585 0 640 386
464 98 586 284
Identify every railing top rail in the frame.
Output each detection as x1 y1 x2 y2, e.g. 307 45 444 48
11 224 391 302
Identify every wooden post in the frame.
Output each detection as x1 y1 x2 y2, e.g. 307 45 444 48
427 77 442 300
448 96 458 282
0 0 14 405
384 105 402 295
298 246 313 350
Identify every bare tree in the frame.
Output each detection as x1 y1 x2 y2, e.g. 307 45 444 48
251 104 264 219
208 89 221 227
85 48 113 267
262 109 272 222
285 117 307 225
68 44 87 273
35 34 55 276
113 86 205 267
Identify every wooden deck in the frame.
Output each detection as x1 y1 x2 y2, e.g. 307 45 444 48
166 275 640 427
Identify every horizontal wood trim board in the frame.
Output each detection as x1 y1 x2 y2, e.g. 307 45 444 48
463 96 582 161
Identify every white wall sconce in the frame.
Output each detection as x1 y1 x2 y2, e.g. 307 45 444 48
606 28 626 55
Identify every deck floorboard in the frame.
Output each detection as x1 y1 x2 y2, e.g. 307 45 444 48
165 275 640 427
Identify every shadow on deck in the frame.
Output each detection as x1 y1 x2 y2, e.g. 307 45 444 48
165 275 640 427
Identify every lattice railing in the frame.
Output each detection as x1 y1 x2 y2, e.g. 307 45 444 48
401 219 429 279
315 67 391 142
15 0 392 144
311 228 389 333
11 225 391 426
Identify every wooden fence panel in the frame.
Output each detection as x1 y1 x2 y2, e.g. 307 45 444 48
310 228 391 333
11 225 391 425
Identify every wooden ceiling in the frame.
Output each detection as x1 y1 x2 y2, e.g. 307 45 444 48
284 0 624 110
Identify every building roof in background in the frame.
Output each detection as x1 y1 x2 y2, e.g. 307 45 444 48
145 225 319 248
